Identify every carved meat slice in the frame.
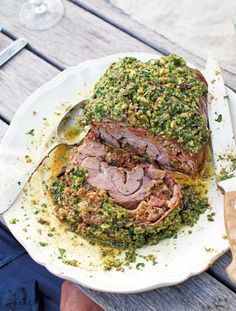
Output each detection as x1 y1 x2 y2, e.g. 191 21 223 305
66 131 182 226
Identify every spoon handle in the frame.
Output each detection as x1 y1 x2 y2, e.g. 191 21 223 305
0 141 60 215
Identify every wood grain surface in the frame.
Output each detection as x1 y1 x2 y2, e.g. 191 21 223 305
0 0 156 67
81 273 236 311
0 120 8 140
1 1 236 309
0 34 59 121
73 0 236 91
209 252 236 292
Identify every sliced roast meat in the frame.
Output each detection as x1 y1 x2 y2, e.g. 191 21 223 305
92 122 206 176
67 132 182 225
69 136 155 209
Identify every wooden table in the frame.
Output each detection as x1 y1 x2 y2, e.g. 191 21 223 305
1 1 236 310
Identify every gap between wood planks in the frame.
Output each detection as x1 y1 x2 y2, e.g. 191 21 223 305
0 114 10 125
0 17 235 294
68 0 171 57
208 268 236 293
1 28 66 72
68 0 236 93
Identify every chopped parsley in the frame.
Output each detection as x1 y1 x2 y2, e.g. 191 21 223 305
136 263 145 270
59 248 66 255
41 203 48 212
215 114 222 123
207 212 216 222
25 155 32 163
9 218 18 224
232 158 236 170
26 129 35 136
58 248 66 259
217 169 234 182
39 242 48 247
63 259 80 267
38 218 50 225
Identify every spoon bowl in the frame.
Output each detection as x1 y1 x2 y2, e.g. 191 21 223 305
57 99 89 144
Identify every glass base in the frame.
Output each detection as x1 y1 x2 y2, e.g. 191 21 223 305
19 0 64 31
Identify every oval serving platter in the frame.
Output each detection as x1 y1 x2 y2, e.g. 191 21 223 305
0 53 236 293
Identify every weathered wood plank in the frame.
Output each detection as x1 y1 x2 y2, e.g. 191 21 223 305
0 33 14 51
0 34 59 121
81 273 236 311
0 0 156 68
209 252 236 292
0 120 8 140
74 0 236 91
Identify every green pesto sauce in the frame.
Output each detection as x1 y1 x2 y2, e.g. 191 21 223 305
79 54 209 155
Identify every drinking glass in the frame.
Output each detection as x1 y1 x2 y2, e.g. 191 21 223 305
19 0 64 31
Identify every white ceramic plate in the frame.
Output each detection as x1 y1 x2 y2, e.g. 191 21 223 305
0 53 236 293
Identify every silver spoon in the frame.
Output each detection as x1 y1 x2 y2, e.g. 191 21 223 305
0 99 90 215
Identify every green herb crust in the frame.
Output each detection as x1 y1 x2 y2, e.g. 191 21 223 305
79 54 209 155
50 171 209 250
